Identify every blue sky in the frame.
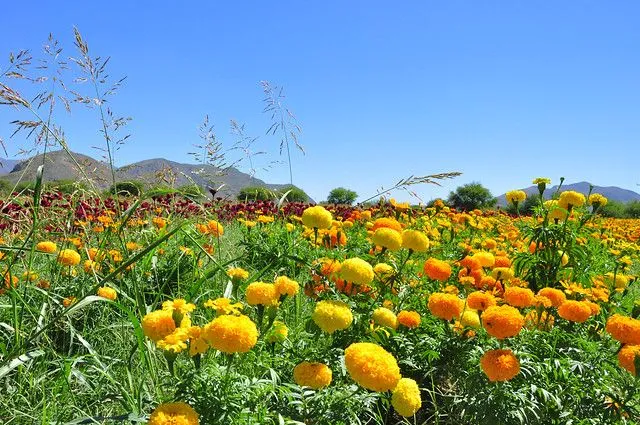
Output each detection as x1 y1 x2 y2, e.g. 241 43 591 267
1 1 639 202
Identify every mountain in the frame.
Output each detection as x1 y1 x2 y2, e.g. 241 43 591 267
497 181 640 206
0 150 292 199
0 158 20 175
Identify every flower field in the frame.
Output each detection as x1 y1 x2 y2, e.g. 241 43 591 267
1 182 639 424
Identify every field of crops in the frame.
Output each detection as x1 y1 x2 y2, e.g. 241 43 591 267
1 182 639 424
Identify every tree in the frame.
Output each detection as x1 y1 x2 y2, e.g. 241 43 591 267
110 181 143 197
327 187 358 205
448 182 496 211
237 186 276 201
505 194 541 215
624 201 640 218
279 185 310 202
599 200 626 218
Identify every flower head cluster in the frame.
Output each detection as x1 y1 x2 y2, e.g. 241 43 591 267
505 190 527 204
293 362 332 389
423 258 452 282
428 293 464 321
204 297 243 316
606 314 640 345
391 378 421 417
372 307 398 329
397 310 421 328
401 230 429 252
372 228 402 251
245 282 278 306
481 305 524 339
202 314 258 353
340 258 374 285
148 402 199 425
480 349 520 382
557 300 592 323
344 342 401 392
301 205 333 229
312 300 353 333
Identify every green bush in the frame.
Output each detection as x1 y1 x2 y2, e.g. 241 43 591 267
178 184 205 199
278 185 309 202
237 186 276 201
624 200 640 218
109 181 143 197
327 187 358 205
598 200 626 218
448 182 496 211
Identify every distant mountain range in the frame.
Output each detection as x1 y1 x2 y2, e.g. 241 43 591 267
497 181 640 206
0 150 293 199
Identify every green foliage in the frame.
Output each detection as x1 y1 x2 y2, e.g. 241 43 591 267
448 182 497 211
279 185 310 203
238 186 277 201
624 200 640 218
505 194 542 215
0 178 12 194
178 184 205 199
327 187 358 205
599 200 626 218
109 180 143 197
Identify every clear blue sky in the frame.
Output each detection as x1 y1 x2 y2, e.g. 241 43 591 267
2 1 639 202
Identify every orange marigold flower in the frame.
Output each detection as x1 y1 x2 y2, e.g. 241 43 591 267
371 217 402 232
97 286 117 301
459 256 482 271
142 310 176 342
148 402 199 425
503 287 535 308
36 241 58 254
472 251 495 268
466 291 497 311
494 256 511 268
537 287 566 307
606 314 640 345
480 349 520 382
481 305 524 339
202 314 258 353
57 249 81 266
397 310 421 328
293 362 332 389
618 345 640 376
344 342 401 392
428 293 464 321
423 258 452 282
557 300 592 323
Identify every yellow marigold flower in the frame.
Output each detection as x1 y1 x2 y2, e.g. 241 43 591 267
126 241 140 251
301 205 333 229
162 299 196 315
202 314 258 353
525 309 554 330
293 362 332 389
588 193 608 207
397 310 421 328
265 320 289 343
148 402 199 425
157 328 189 353
472 251 495 268
557 300 592 323
186 326 209 356
97 286 117 301
467 291 497 311
340 258 374 285
503 287 535 308
428 293 464 321
491 267 514 281
36 241 57 253
423 258 452 282
227 267 249 281
537 287 566 307
152 217 167 229
83 259 101 273
372 307 398 329
274 276 299 297
532 177 551 185
606 314 640 345
285 222 295 232
372 228 402 251
344 342 401 392
505 190 527 204
373 263 395 280
207 220 224 236
480 349 520 382
62 296 77 307
558 191 586 210
371 217 403 232
618 345 640 376
57 249 81 266
604 272 629 292
204 298 243 316
142 310 176 342
245 281 278 306
312 300 353 333
481 305 524 339
545 200 568 221
401 230 429 252
391 378 422 417
459 309 481 329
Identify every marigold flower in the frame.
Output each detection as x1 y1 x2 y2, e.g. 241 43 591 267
312 300 353 333
340 258 374 285
204 297 243 315
391 378 422 417
618 345 640 376
459 309 481 329
186 326 209 356
372 307 398 329
480 349 520 382
162 299 196 315
491 267 514 281
97 286 117 301
545 200 568 221
401 230 429 252
245 281 278 306
227 267 249 281
265 320 289 343
397 310 421 328
62 296 77 307
57 249 81 266
148 402 199 425
344 342 401 392
467 291 496 311
588 193 608 208
606 314 640 345
371 217 402 232
207 220 224 236
481 305 524 339
36 241 57 254
472 251 495 268
505 190 527 204
557 300 592 323
301 205 333 229
459 256 482 271
373 263 395 280
157 328 189 353
428 293 464 321
423 258 452 282
142 310 176 342
293 362 332 389
537 287 566 307
274 276 299 297
503 287 535 308
558 191 586 210
202 314 258 353
372 228 402 251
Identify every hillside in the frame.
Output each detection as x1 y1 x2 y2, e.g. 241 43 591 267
0 150 293 198
497 181 640 206
0 158 19 175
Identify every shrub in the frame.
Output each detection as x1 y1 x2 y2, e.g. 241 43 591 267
327 187 358 205
278 185 309 203
448 182 496 211
237 186 276 201
109 181 143 197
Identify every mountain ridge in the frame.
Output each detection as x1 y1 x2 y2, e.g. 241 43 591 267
496 181 640 205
